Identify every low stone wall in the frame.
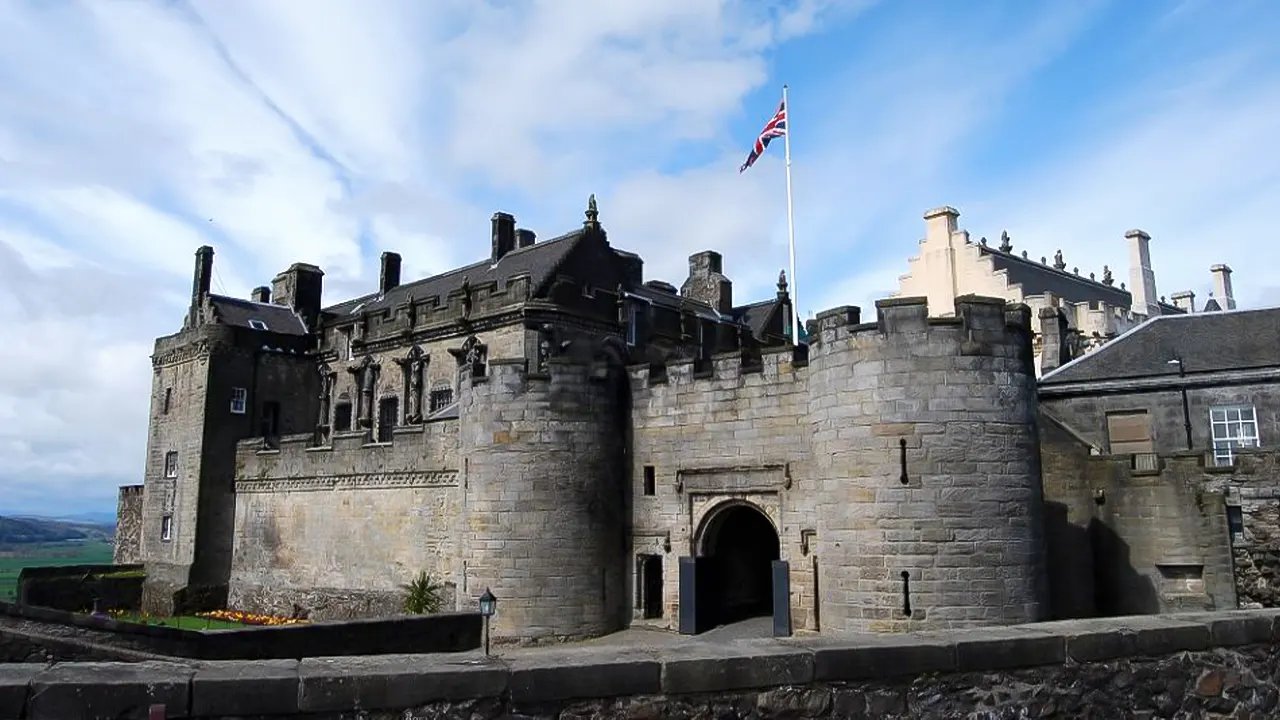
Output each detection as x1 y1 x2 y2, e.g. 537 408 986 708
0 601 481 661
5 610 1280 719
17 564 144 613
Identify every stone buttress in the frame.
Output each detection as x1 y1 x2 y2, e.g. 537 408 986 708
806 295 1050 632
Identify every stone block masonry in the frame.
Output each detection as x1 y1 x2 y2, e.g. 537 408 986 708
6 609 1280 719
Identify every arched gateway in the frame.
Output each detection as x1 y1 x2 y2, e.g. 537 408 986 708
684 502 782 630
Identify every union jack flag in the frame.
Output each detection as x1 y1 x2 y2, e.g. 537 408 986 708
739 98 787 173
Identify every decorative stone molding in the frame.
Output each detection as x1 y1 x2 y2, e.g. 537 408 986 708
234 471 459 494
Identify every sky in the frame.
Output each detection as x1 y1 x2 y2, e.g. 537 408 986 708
0 0 1277 517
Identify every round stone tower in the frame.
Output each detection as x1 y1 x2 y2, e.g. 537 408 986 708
458 356 627 642
807 295 1049 633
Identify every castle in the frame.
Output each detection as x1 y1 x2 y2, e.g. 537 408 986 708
115 198 1255 641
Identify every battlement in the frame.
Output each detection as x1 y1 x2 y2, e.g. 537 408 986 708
806 294 1032 347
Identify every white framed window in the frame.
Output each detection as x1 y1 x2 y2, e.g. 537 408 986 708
230 387 248 414
163 451 178 478
247 319 269 331
161 515 173 542
1210 404 1260 466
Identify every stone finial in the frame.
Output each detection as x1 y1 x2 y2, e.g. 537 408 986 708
1089 272 1096 281
1073 267 1079 275
1053 250 1066 270
999 231 1012 252
980 236 988 246
1021 251 1028 259
585 194 599 225
1102 265 1114 285
777 269 789 294
1041 256 1047 264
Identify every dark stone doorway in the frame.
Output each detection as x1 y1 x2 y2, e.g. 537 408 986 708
702 504 780 626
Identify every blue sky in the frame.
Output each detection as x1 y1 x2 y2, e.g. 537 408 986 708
0 0 1277 517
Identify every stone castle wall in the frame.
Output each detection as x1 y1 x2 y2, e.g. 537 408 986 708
626 295 1048 636
226 421 460 620
112 485 144 565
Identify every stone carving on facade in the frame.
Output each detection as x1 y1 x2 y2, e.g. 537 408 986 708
459 277 473 319
1053 250 1066 271
395 345 427 423
347 355 379 429
1102 265 1114 286
315 363 336 445
584 194 599 226
449 335 488 379
999 231 1013 253
535 324 573 372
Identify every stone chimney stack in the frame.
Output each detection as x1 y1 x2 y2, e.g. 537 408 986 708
250 286 271 303
516 229 536 249
491 212 516 263
380 251 402 294
1170 290 1195 313
188 245 215 327
1125 229 1160 317
1038 306 1074 374
1211 264 1236 310
680 250 733 314
272 263 325 331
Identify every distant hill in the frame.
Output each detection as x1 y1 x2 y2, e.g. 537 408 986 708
0 516 115 546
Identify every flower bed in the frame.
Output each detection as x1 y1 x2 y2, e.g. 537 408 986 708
195 609 308 627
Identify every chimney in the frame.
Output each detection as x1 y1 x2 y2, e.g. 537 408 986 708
380 251 402 294
1170 290 1195 313
271 262 325 331
491 212 516 262
191 245 214 305
1125 229 1160 317
1038 306 1074 374
1211 264 1236 310
251 286 271 303
680 250 733 314
516 228 536 249
188 245 215 327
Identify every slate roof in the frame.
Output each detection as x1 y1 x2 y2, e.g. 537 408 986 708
626 282 787 340
1040 306 1280 385
209 296 309 336
733 299 781 338
977 245 1184 315
323 229 586 318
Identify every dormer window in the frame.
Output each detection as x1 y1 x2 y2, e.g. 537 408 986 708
248 319 269 331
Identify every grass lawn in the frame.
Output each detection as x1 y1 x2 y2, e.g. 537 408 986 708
0 540 116 603
110 613 245 631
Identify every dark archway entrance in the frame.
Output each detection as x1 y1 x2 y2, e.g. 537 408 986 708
701 504 780 626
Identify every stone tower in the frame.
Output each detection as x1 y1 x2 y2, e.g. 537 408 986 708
457 354 629 642
806 295 1049 632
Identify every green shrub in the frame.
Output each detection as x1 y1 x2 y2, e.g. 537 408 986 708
402 571 443 615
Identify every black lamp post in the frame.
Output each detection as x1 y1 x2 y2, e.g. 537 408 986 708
1168 356 1193 450
478 588 497 656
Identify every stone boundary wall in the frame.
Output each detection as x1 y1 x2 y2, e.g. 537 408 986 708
5 610 1280 719
0 602 482 662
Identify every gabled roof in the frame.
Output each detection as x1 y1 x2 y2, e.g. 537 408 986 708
1040 305 1280 384
978 245 1183 315
733 298 782 338
209 296 309 336
323 229 586 319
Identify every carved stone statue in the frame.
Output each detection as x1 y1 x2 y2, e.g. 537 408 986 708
1053 250 1066 270
999 231 1013 253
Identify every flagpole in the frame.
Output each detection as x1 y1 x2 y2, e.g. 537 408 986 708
782 84 799 343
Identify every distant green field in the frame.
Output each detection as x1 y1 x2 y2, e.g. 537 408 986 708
0 541 116 603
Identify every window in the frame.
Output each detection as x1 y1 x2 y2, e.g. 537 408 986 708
642 465 656 496
333 402 353 432
260 401 281 441
429 386 454 413
247 319 269 331
1211 405 1260 466
626 304 639 346
164 451 178 478
161 515 173 542
162 387 172 415
1106 410 1154 455
230 387 247 414
377 397 399 443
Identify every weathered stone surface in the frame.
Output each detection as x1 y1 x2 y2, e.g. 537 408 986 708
0 663 42 720
507 646 661 705
191 658 299 716
659 640 812 694
26 660 195 720
297 653 507 713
